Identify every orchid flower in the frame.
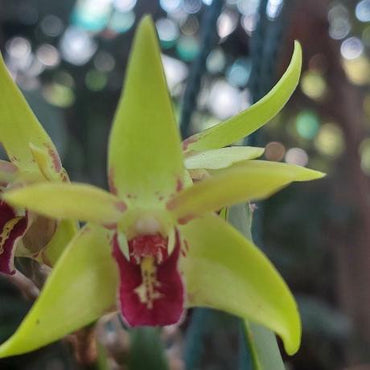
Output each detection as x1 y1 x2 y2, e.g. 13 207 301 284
0 56 76 275
0 16 324 358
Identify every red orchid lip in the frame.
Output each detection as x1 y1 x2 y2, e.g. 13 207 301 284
0 201 28 275
112 230 184 327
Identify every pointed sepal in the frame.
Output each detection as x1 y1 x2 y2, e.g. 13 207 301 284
108 16 184 208
0 54 59 171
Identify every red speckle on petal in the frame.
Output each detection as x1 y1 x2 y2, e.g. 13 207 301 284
103 223 117 230
176 179 183 192
182 136 197 152
128 234 168 264
112 231 185 326
115 201 127 213
48 146 62 173
177 215 195 225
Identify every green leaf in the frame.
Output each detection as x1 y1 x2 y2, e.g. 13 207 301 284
0 54 59 171
128 328 169 370
108 16 184 208
3 183 126 225
244 321 286 370
184 146 264 170
180 213 301 355
168 160 324 223
228 204 286 368
0 225 118 357
183 41 302 154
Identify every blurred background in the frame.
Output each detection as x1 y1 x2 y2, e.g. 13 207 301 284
0 0 369 369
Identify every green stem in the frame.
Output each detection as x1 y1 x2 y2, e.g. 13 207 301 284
228 204 286 370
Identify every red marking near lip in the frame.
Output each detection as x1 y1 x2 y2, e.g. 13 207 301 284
112 231 185 326
115 201 127 213
128 234 168 264
0 202 28 275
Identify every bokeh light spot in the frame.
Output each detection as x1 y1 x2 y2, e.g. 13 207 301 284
40 15 64 37
36 44 60 68
108 10 135 33
295 110 320 140
265 141 286 161
156 18 179 48
285 147 309 166
206 48 226 73
60 27 97 66
226 58 251 88
85 69 108 91
176 36 200 61
355 0 370 22
217 10 238 39
342 56 370 85
301 71 327 100
359 138 370 175
207 80 242 120
314 123 345 158
340 37 364 60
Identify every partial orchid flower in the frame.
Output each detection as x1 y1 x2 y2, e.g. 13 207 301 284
0 56 76 275
0 16 323 358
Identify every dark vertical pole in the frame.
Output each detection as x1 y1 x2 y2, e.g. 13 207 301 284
179 0 223 139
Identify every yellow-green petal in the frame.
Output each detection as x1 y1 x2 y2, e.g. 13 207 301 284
180 214 301 355
182 41 302 154
42 219 78 266
184 146 264 170
3 183 126 225
0 224 117 357
0 54 59 171
168 160 324 222
29 143 68 182
108 16 184 207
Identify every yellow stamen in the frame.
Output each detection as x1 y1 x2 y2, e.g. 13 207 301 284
134 256 162 309
0 216 23 254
